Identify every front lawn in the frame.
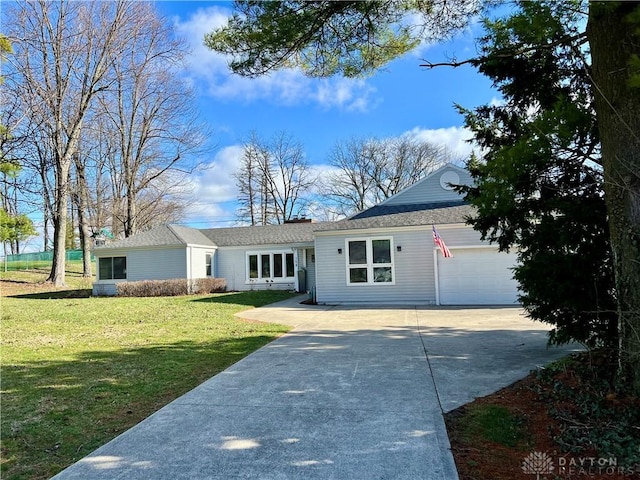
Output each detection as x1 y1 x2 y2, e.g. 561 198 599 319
1 279 294 480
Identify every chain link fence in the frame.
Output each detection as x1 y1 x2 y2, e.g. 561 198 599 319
2 250 93 271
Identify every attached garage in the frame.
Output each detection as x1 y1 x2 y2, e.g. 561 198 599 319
436 247 520 305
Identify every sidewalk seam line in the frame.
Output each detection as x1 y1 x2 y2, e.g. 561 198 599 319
414 308 445 416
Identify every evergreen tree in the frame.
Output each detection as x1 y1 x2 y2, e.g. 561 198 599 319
457 2 617 348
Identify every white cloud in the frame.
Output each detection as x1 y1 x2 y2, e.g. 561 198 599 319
404 125 476 161
173 6 377 112
184 145 244 225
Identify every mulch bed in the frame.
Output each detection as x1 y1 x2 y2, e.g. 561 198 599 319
445 368 640 480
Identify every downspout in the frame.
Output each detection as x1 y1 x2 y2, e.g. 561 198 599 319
213 248 218 278
294 248 299 292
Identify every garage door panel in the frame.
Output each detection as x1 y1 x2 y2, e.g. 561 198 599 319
438 248 519 305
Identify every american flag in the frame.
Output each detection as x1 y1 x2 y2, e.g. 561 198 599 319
433 225 453 258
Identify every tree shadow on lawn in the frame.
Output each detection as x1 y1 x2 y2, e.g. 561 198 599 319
7 289 93 299
2 334 279 480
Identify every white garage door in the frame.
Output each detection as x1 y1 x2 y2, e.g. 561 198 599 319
437 248 519 305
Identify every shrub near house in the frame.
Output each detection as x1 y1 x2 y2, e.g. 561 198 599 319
116 278 226 297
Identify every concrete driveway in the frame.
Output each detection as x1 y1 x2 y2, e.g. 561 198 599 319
53 296 579 480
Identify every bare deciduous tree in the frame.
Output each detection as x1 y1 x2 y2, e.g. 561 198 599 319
95 1 207 238
236 132 315 225
321 138 378 217
321 135 452 217
234 133 263 225
71 152 92 277
6 0 132 285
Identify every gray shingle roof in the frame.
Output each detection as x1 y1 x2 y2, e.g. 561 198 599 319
350 200 467 220
317 202 473 232
94 224 215 250
201 222 332 247
168 225 216 246
94 203 472 251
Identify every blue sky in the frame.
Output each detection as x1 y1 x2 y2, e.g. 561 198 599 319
149 1 501 229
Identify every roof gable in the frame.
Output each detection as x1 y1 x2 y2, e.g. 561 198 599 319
381 163 471 207
168 225 216 247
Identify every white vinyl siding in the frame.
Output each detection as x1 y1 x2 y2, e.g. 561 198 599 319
305 248 316 291
127 248 186 281
436 225 486 247
314 225 513 305
93 247 186 283
315 229 435 304
215 248 247 291
187 246 217 279
92 246 187 295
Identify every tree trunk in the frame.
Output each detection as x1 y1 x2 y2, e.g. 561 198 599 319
67 183 76 250
47 158 71 286
587 2 640 394
125 187 136 237
77 199 92 277
43 202 50 251
74 155 92 277
40 159 53 252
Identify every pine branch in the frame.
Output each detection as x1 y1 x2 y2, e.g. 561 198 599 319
420 32 588 70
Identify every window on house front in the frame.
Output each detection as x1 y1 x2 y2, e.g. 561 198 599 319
273 253 283 277
286 253 295 277
249 255 259 279
98 256 127 280
261 254 270 278
346 238 394 285
247 251 296 282
206 253 212 277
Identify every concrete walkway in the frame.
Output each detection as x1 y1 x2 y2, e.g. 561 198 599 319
53 296 579 480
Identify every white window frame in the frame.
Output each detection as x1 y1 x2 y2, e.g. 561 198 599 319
345 237 395 286
205 252 213 277
246 250 296 283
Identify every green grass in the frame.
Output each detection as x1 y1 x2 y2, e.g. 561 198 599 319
1 261 54 272
1 284 295 479
0 262 93 289
462 404 527 448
